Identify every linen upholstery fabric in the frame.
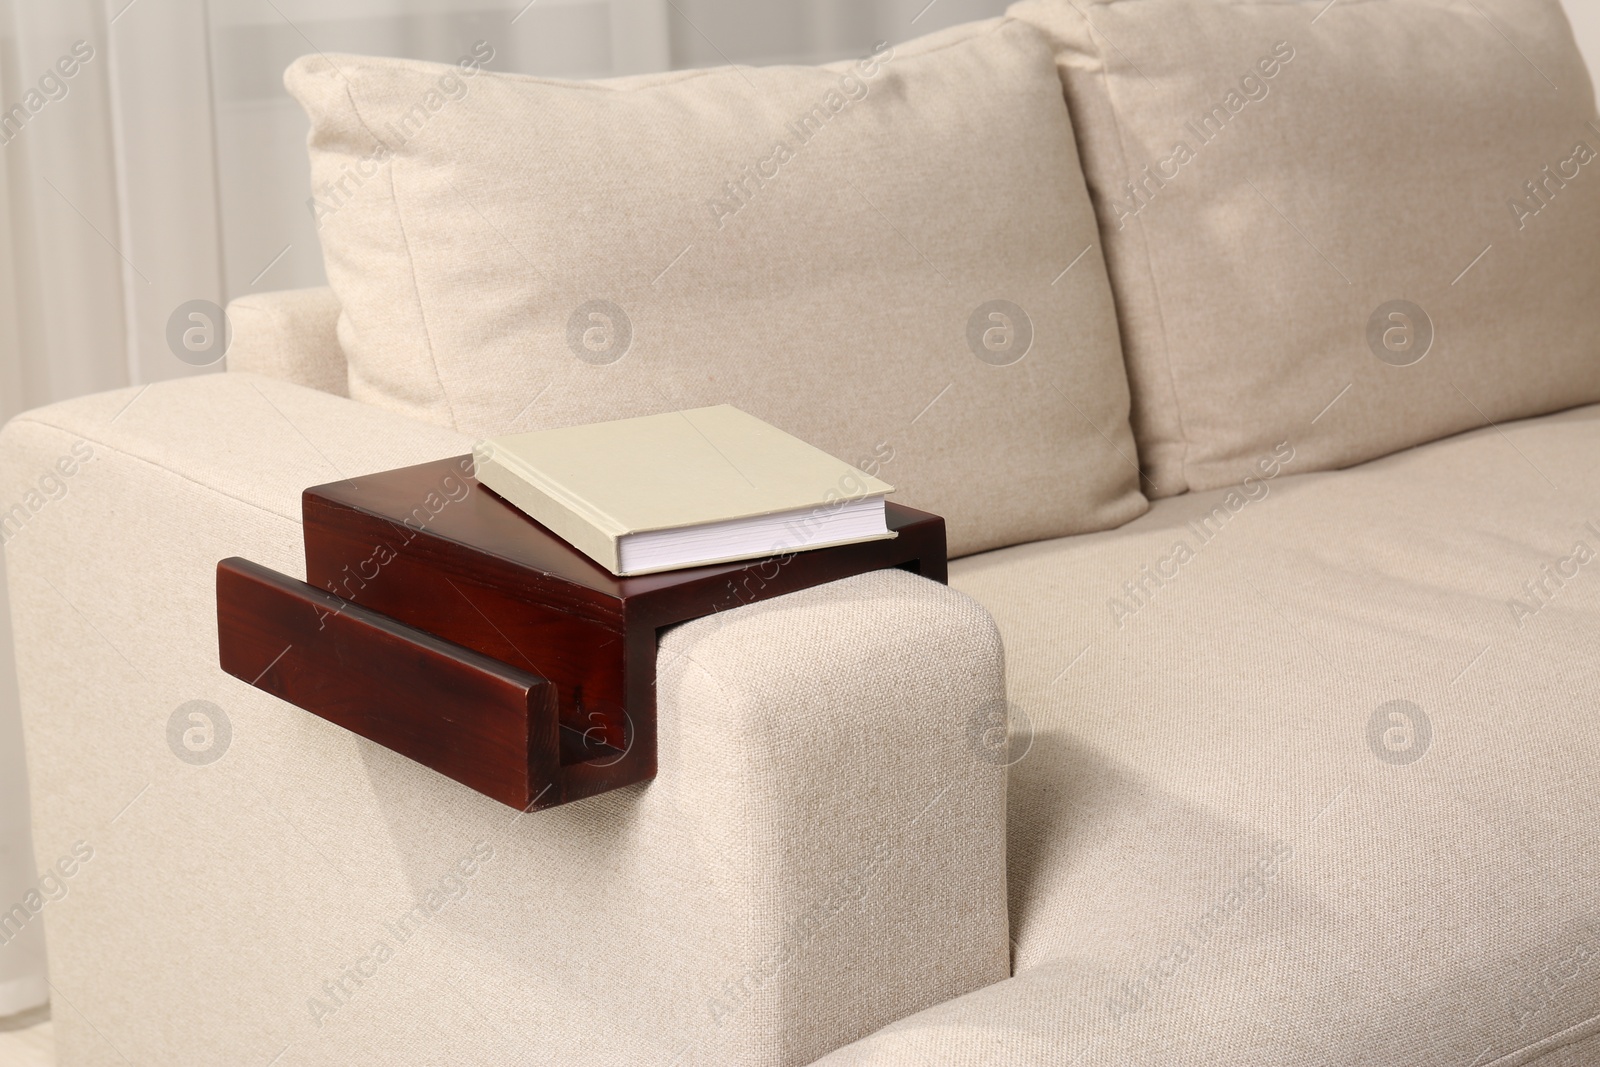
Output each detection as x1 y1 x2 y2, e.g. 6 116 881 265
285 19 1148 557
817 404 1600 1065
225 286 348 396
0 373 1008 1066
1010 0 1600 497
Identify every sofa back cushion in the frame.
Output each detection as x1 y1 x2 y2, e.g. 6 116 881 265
286 19 1148 558
1011 0 1600 497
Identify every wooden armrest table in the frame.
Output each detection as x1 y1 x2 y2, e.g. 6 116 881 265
218 455 946 812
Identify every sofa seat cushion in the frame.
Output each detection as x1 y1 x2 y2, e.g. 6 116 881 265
820 404 1600 1066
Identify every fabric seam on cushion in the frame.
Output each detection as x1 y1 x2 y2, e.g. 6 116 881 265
330 78 382 407
1081 16 1192 495
6 415 304 526
330 78 458 428
1484 1008 1600 1067
313 17 1021 95
383 156 460 429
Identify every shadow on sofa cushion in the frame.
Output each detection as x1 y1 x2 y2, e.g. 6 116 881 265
820 403 1600 1065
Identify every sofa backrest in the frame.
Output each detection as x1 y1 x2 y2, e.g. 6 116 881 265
277 18 1152 559
1011 0 1600 497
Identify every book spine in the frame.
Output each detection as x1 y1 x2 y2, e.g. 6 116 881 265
474 458 623 574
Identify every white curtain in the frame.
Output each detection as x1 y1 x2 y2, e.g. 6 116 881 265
204 0 1008 299
3 0 1593 1024
0 0 1015 1020
0 0 129 1018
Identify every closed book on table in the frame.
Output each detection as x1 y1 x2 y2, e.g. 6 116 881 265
473 405 895 576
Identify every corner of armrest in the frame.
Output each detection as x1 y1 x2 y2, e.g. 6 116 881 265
225 286 347 396
651 567 1011 1061
662 566 1002 716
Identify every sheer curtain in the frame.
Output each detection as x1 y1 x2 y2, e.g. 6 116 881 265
3 0 1595 1023
0 0 1010 1020
206 0 1008 299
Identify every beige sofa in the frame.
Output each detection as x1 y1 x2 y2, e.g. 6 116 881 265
5 2 1600 1064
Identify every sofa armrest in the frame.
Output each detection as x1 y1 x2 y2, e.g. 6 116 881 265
225 287 347 397
0 373 1009 1066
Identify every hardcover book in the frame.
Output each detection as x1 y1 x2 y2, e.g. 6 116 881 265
473 405 895 576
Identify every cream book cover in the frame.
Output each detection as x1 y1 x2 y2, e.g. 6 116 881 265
473 405 896 576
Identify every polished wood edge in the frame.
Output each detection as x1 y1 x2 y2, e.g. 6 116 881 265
219 458 947 813
215 558 639 811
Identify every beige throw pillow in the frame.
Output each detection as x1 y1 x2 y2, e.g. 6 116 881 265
286 19 1148 557
1012 0 1600 496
